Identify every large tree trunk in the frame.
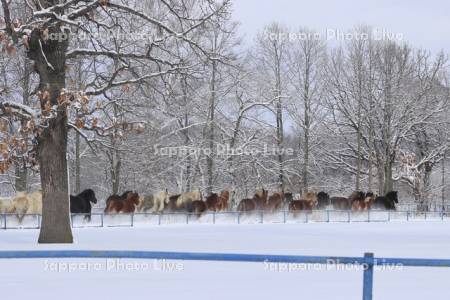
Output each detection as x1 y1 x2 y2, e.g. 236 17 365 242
38 112 73 243
28 23 73 243
415 162 433 212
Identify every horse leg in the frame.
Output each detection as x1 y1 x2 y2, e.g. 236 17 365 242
17 213 24 224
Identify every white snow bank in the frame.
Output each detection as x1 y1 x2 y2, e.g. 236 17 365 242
1 222 449 300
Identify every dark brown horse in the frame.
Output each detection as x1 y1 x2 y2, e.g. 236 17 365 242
317 192 330 209
267 192 284 212
253 189 268 210
284 192 294 204
105 191 140 213
189 200 206 218
167 194 181 211
237 198 257 212
330 196 350 210
205 193 219 211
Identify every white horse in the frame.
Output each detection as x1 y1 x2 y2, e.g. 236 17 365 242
152 190 170 213
137 194 154 212
176 189 202 210
7 190 42 223
0 196 13 214
10 192 29 214
26 190 42 214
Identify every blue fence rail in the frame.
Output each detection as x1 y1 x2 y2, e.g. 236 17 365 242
1 250 450 300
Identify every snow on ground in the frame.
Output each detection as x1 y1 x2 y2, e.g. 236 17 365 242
1 222 450 299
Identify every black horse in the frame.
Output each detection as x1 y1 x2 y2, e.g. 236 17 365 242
373 191 398 210
284 192 294 208
70 189 98 220
317 192 330 209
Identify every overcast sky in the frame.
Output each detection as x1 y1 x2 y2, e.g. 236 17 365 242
232 0 450 54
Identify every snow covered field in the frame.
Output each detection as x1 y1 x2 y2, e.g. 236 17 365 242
1 222 450 299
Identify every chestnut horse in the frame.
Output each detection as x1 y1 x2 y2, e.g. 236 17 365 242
289 199 314 217
105 191 140 213
267 192 284 212
349 191 365 210
352 192 375 211
302 192 318 207
288 192 318 216
217 190 230 211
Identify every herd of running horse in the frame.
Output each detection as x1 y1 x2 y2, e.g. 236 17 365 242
0 188 399 222
103 189 399 218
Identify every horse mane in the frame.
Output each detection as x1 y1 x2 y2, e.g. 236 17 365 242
78 189 94 197
365 192 374 198
121 191 133 198
386 191 398 203
386 191 397 197
128 192 140 205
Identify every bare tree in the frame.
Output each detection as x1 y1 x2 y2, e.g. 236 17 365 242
286 27 326 193
0 0 231 243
